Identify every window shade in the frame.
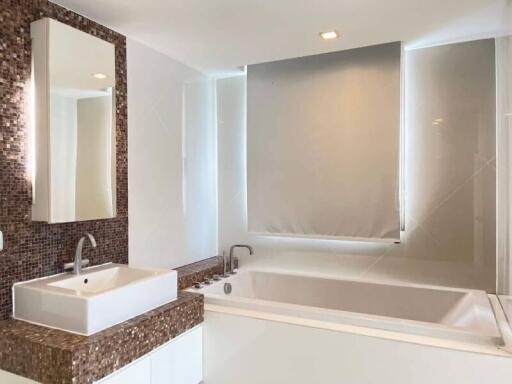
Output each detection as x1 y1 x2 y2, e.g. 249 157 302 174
247 42 401 242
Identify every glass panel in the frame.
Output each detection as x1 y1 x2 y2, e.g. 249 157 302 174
404 39 496 292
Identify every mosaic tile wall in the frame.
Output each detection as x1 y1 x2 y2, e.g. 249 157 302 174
0 0 128 320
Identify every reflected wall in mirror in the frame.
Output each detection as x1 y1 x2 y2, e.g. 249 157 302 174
31 18 116 223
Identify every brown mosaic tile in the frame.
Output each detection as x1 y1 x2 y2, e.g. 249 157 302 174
0 0 128 320
0 291 204 384
176 255 225 289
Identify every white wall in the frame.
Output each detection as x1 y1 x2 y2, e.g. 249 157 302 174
217 38 497 292
183 80 218 262
128 39 216 269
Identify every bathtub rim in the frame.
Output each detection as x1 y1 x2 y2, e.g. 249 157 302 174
204 291 500 344
212 267 492 296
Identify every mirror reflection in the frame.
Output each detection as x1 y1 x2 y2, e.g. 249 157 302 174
33 18 116 223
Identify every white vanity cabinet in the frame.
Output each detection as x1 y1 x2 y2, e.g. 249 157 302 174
0 326 203 384
99 326 203 384
151 324 203 384
99 357 151 384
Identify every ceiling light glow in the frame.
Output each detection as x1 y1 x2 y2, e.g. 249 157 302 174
93 73 108 79
320 31 339 40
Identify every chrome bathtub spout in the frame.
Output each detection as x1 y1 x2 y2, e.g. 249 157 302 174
228 244 253 274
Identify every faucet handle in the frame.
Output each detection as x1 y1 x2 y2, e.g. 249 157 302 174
63 262 74 272
64 258 90 272
221 251 229 277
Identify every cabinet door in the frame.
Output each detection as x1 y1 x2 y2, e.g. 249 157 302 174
151 326 203 384
98 356 151 384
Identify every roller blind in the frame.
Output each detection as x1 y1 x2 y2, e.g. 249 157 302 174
247 42 401 242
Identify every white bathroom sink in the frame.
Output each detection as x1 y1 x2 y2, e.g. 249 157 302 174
13 263 177 335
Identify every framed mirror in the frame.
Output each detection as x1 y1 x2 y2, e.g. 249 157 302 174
31 18 116 223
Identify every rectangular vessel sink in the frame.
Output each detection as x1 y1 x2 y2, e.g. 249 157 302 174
13 263 177 335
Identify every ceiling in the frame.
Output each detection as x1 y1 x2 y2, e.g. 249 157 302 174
52 0 512 74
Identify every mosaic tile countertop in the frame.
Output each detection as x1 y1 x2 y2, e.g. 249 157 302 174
0 291 204 384
176 255 224 289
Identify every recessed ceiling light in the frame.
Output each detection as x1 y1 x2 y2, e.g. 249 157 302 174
93 73 108 79
320 31 339 40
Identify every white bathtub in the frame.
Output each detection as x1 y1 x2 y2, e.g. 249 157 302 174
196 270 502 345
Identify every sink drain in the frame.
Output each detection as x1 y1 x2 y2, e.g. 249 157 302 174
224 282 232 295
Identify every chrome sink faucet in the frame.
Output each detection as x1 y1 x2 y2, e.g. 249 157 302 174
64 233 96 275
229 244 253 274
